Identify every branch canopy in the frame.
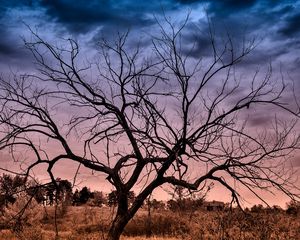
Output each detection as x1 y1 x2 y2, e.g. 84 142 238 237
0 19 299 211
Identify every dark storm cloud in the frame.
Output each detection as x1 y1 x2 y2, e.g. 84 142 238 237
0 0 40 67
0 0 34 11
0 26 18 56
0 24 31 67
176 0 201 4
188 35 212 57
272 4 295 15
237 45 290 66
279 13 300 37
0 40 16 56
206 0 258 16
178 0 258 10
186 0 300 64
203 0 294 18
39 0 172 34
0 0 300 70
2 0 298 41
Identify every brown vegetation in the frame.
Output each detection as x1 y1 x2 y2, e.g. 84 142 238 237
1 202 300 240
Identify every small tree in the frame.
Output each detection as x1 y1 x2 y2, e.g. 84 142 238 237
72 189 80 206
89 191 106 207
56 179 73 204
251 204 264 213
33 178 73 206
0 174 26 209
286 200 300 215
79 186 92 205
0 17 300 239
26 181 46 205
108 191 118 207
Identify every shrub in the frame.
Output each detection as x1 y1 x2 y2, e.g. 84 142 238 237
0 193 43 231
124 212 189 237
286 200 300 216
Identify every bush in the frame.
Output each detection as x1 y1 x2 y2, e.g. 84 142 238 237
124 212 189 237
286 200 300 216
0 193 43 231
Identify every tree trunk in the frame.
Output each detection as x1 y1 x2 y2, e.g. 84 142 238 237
105 184 159 240
106 191 130 240
106 213 129 240
146 197 152 238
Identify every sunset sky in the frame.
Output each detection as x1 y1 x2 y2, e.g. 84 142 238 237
1 0 300 207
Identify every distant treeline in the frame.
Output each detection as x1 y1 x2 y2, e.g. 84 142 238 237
1 174 299 215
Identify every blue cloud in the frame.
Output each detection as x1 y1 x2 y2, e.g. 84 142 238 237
205 0 258 16
279 13 300 37
0 0 299 70
39 0 175 33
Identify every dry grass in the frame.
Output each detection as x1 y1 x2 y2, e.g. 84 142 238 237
121 238 179 240
1 205 300 240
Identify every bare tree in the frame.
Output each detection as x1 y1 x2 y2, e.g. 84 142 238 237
0 18 300 240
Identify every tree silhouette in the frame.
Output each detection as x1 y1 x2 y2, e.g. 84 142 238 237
35 178 73 206
26 180 47 205
0 17 300 240
90 191 106 207
0 174 26 209
72 189 80 206
79 186 92 204
286 200 300 215
56 179 73 204
108 190 118 207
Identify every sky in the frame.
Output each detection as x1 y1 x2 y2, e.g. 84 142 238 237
1 0 300 71
1 0 300 207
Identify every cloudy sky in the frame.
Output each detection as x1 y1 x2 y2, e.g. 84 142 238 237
1 0 300 70
1 0 300 206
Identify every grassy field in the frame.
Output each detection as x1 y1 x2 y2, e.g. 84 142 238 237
1 201 300 240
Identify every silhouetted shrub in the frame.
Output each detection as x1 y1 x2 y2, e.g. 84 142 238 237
124 213 189 237
286 200 300 215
